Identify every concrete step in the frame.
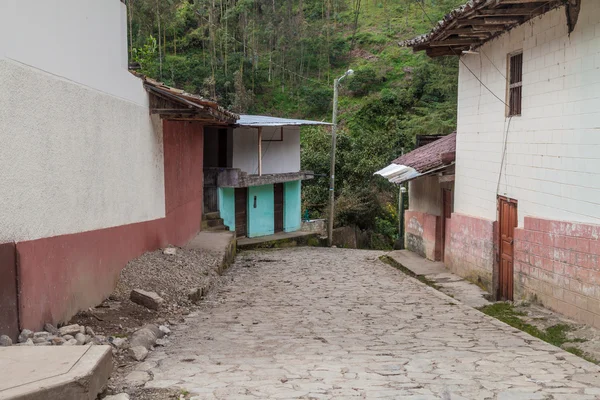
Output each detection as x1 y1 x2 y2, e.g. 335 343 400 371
203 212 221 221
0 345 112 400
205 225 229 232
202 218 225 229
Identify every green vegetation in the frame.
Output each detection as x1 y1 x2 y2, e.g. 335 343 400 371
128 0 464 245
479 303 598 364
379 255 441 290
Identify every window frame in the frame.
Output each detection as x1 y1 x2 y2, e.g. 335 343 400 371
506 51 523 117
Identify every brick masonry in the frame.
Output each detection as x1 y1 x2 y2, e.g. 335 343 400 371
404 210 440 261
515 216 600 328
445 213 495 293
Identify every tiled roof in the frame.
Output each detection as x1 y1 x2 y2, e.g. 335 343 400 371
400 0 566 57
392 132 456 173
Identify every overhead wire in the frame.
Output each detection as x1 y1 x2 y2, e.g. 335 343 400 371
413 0 522 196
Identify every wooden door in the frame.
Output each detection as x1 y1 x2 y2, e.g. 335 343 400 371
498 197 518 301
274 183 284 233
235 188 248 237
441 188 453 260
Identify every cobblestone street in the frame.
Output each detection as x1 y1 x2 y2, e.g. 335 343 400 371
132 248 600 399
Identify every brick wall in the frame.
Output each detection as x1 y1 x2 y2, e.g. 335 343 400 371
445 213 495 293
515 216 600 328
405 210 440 261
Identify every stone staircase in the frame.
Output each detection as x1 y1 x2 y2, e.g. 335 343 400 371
202 212 228 232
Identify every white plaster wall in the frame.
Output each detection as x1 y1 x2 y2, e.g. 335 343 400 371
0 0 147 105
232 126 301 174
455 0 600 227
409 176 441 217
0 61 165 243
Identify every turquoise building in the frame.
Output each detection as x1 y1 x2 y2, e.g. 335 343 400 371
203 115 330 238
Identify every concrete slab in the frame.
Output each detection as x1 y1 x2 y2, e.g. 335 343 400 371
387 250 447 276
387 250 491 309
237 231 320 250
0 345 112 400
185 231 237 274
185 231 235 254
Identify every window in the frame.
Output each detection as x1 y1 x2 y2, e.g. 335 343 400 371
507 52 523 116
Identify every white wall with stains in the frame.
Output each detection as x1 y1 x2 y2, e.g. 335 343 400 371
455 0 600 227
0 1 165 242
232 126 301 175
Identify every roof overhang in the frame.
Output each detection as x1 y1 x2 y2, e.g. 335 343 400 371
400 0 575 58
235 115 332 128
135 75 239 123
375 162 454 185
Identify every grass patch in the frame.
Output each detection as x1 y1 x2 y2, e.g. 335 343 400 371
379 255 441 290
479 303 598 364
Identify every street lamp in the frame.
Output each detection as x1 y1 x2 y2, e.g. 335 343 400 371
328 69 354 247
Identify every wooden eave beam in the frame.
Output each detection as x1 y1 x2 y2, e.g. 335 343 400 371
430 39 480 47
474 8 540 16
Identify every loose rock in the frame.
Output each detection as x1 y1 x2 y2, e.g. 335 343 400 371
0 335 12 346
159 325 171 336
128 345 149 361
18 329 33 343
58 324 82 337
63 335 74 341
104 394 130 400
123 371 151 387
34 341 52 346
33 331 50 340
130 325 163 350
109 337 128 349
64 339 78 346
75 333 86 345
155 338 169 347
44 323 59 335
85 326 95 337
163 247 177 255
51 337 66 346
21 338 34 346
130 289 164 310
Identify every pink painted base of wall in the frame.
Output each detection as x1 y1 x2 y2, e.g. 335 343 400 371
17 202 202 330
405 210 440 261
515 217 600 328
445 213 495 292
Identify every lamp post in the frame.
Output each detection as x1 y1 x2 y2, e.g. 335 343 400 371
328 69 354 247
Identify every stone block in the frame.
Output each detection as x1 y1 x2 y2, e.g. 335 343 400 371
130 289 164 310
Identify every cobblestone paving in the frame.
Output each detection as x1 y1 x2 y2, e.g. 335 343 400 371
135 248 600 399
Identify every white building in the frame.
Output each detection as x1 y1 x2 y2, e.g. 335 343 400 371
0 0 237 337
403 0 600 328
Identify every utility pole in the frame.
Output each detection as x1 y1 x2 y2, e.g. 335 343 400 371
328 69 354 247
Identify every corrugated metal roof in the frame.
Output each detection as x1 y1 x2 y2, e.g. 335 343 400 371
237 115 331 127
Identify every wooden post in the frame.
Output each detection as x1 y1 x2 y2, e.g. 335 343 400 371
258 127 262 176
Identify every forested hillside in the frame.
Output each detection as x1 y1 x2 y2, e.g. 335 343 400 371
128 0 463 247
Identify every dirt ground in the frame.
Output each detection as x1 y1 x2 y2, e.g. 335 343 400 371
68 244 229 399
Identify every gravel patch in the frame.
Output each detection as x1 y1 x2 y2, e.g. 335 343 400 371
113 247 222 305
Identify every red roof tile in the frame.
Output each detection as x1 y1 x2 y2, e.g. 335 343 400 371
392 132 456 173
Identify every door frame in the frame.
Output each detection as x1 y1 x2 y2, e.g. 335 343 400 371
273 183 285 233
496 195 518 301
234 187 248 238
440 187 453 262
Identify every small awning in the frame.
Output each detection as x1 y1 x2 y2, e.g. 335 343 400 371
236 115 331 127
375 132 456 184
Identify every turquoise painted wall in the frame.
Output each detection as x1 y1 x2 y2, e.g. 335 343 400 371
284 180 302 232
248 184 274 237
218 187 235 231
